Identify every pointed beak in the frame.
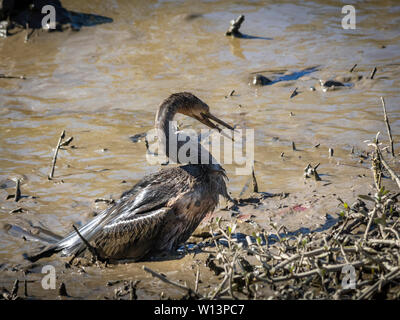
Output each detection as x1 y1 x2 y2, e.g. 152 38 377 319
194 112 235 140
202 112 235 131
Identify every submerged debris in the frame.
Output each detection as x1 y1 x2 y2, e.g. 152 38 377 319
319 79 345 92
251 74 272 86
369 67 377 80
58 282 68 297
0 73 26 79
251 166 259 193
290 88 299 99
224 89 236 98
304 163 321 181
129 132 147 143
225 15 245 37
14 178 21 202
349 64 358 73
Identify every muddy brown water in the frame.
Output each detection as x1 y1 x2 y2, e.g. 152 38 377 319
0 0 399 299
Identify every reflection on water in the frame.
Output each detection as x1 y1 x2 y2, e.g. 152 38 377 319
0 1 399 293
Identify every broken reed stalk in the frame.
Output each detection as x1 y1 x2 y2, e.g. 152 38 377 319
0 74 26 79
24 23 35 43
129 280 139 300
24 23 29 42
290 88 298 99
48 130 65 180
251 166 259 193
225 15 245 37
380 97 395 157
369 67 377 80
349 64 357 72
195 266 200 294
11 279 19 297
14 178 21 202
72 224 100 262
60 136 73 147
58 282 68 297
24 278 28 297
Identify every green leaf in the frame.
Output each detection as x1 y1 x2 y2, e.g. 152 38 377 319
343 202 349 210
374 217 386 226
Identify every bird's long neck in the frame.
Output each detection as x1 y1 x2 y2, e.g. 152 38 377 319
154 94 218 167
155 100 178 162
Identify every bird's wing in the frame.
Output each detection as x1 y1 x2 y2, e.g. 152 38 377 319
93 207 172 259
57 167 192 257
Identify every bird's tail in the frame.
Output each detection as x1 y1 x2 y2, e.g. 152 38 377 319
25 212 108 262
3 221 64 262
4 209 110 263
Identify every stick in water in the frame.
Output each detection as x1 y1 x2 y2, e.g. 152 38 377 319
252 166 259 193
14 178 21 202
369 67 377 80
72 224 100 261
48 130 65 180
225 15 245 37
349 64 357 72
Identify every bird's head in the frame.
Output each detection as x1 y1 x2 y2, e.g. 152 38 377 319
178 97 235 135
